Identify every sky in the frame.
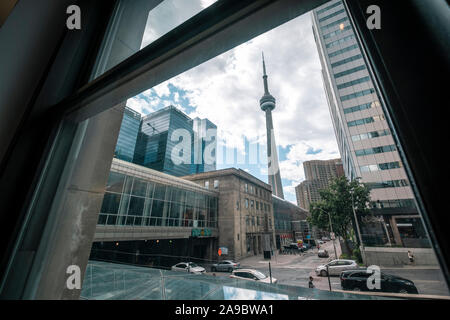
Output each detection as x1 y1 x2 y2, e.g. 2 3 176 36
126 0 340 204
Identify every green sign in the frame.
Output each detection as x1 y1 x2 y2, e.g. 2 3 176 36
191 228 212 237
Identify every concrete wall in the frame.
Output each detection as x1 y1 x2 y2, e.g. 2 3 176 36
364 246 440 267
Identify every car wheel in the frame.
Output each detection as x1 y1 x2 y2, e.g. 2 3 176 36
320 270 327 277
398 289 408 294
211 267 216 272
228 267 233 272
353 287 361 292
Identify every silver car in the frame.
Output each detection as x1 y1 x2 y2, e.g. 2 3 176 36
211 260 240 272
171 262 206 274
315 259 359 276
230 269 277 284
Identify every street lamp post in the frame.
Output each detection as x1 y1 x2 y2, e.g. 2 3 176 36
350 189 367 266
318 208 338 260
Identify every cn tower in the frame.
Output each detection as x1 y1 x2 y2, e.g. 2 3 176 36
260 53 284 199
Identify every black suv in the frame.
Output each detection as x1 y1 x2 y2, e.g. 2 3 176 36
340 270 418 294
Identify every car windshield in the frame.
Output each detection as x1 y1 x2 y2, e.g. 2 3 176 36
253 271 267 279
188 263 198 267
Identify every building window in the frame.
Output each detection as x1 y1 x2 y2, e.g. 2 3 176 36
355 144 396 157
245 183 248 192
214 180 219 189
204 181 209 189
337 76 370 90
340 88 375 102
318 8 345 23
236 200 240 210
323 24 352 40
365 179 409 190
351 129 390 141
316 1 341 15
322 16 349 33
245 198 249 208
360 161 401 173
328 43 359 58
343 100 379 114
347 114 385 127
334 65 366 78
326 35 355 49
256 201 259 210
250 200 254 208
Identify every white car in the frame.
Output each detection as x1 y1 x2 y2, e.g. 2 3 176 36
171 262 206 274
230 269 277 284
315 259 359 276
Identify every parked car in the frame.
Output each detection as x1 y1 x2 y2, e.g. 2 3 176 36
340 270 418 294
171 262 206 274
321 237 330 241
318 249 329 258
230 269 277 284
211 260 240 272
315 259 359 276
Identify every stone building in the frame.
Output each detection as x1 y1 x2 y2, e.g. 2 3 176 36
183 168 276 260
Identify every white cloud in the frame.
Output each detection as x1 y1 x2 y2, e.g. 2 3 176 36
131 9 341 202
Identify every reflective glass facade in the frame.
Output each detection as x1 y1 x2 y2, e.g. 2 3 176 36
133 106 216 177
114 106 141 162
98 159 218 228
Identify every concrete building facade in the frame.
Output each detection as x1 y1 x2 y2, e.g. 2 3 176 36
295 158 344 210
311 1 429 248
183 168 276 260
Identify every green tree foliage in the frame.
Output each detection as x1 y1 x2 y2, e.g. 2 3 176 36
307 176 371 255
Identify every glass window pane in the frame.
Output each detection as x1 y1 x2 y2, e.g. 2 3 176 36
153 183 166 200
105 172 125 193
128 196 145 216
100 192 121 214
132 178 147 196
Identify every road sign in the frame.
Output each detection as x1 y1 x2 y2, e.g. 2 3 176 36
218 248 222 256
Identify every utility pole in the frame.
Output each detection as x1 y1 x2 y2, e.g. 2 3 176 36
318 208 338 260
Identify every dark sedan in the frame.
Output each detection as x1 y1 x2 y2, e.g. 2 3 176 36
340 270 419 294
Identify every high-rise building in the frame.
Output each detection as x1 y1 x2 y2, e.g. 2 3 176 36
115 105 216 177
134 105 194 176
311 1 428 248
114 106 142 162
260 53 284 199
191 117 217 174
295 159 344 210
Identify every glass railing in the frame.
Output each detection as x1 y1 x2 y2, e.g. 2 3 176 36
81 260 393 300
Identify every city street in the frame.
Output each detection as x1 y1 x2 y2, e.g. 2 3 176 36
207 241 449 297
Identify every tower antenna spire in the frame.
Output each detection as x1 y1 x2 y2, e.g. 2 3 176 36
262 51 269 94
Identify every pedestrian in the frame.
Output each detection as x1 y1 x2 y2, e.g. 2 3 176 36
408 250 415 264
308 276 315 289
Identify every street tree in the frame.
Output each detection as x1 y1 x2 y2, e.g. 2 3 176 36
307 176 371 256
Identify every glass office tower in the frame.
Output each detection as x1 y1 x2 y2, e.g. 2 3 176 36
114 106 142 162
191 117 217 174
311 0 429 248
